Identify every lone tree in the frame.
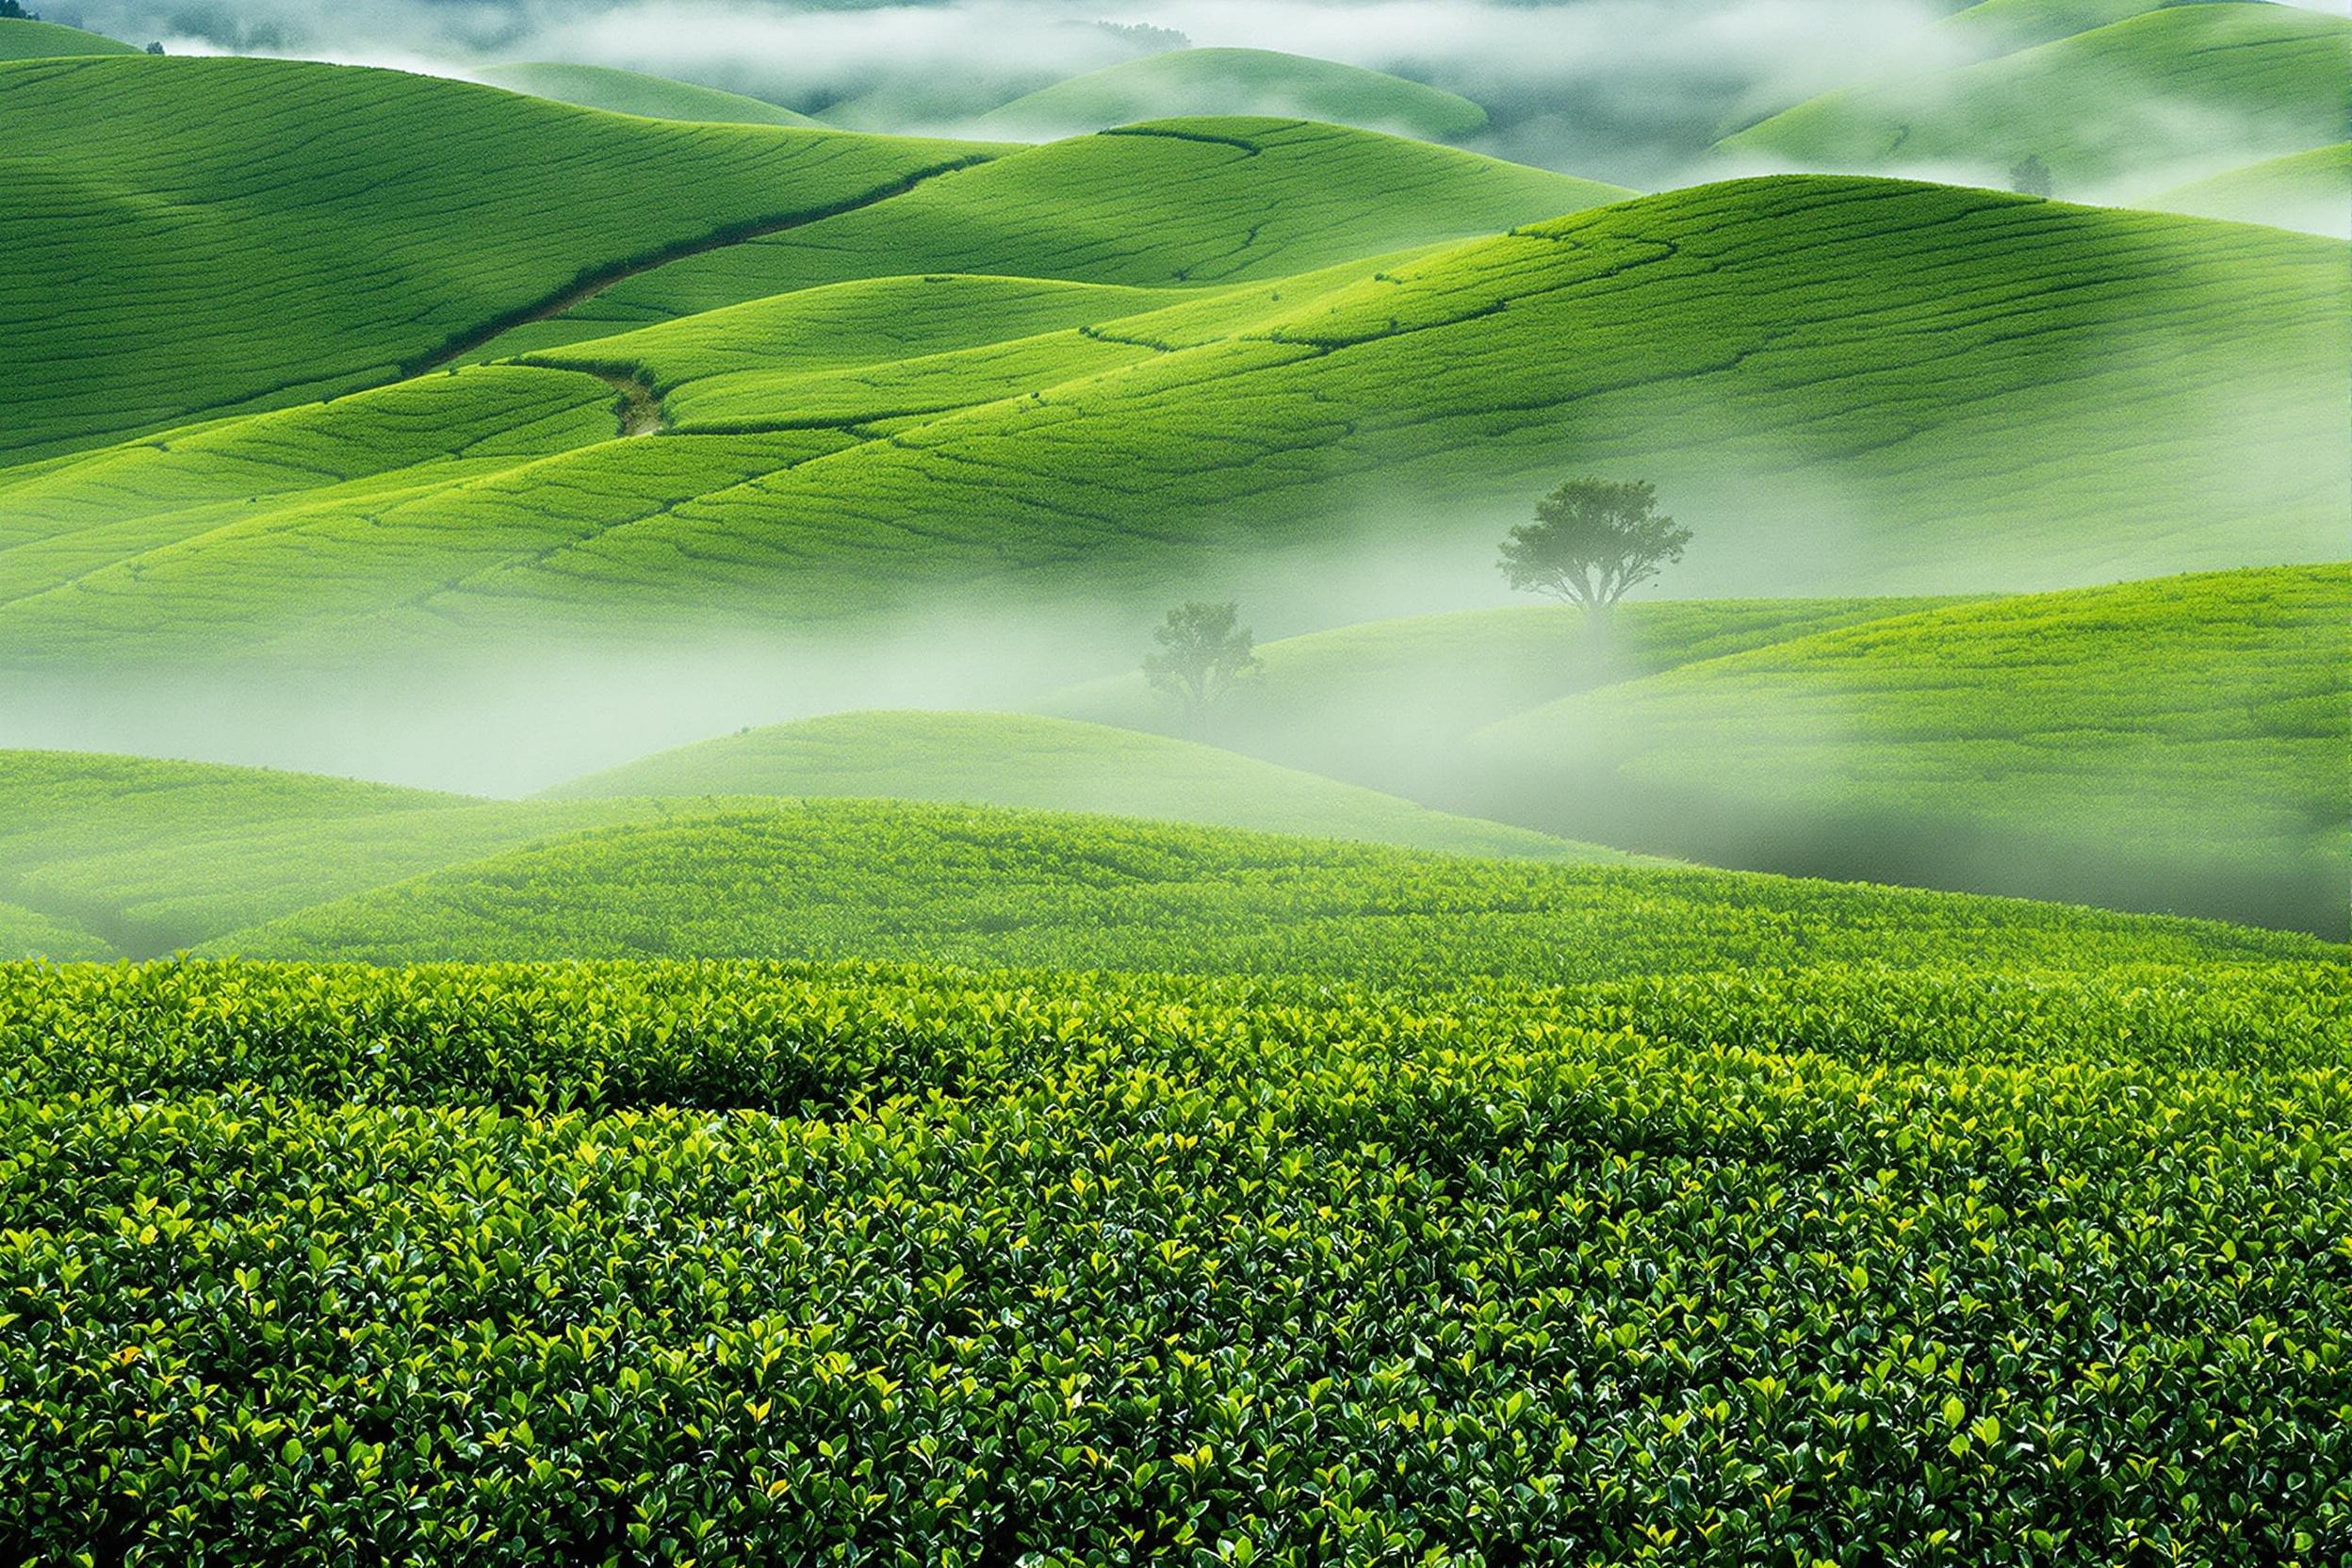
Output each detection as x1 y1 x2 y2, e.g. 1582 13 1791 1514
2009 155 2053 197
1498 477 1690 623
1145 601 1258 734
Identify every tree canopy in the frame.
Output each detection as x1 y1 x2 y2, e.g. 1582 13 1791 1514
1498 477 1690 618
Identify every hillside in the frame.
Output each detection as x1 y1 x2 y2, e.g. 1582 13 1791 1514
1045 595 1967 794
0 17 133 57
2144 141 2351 235
1936 0 2185 56
1 177 2338 674
208 797 2327 978
1723 4 2352 194
468 117 1625 357
0 748 665 953
468 62 819 125
973 49 1490 143
0 55 996 462
1467 565 2349 933
0 898 111 960
545 709 1628 862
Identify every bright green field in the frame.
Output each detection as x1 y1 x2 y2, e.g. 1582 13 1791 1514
467 62 820 126
545 709 1630 864
5 955 2344 1560
0 17 133 57
0 55 994 463
973 48 1490 142
207 796 2328 979
0 897 110 960
2146 141 2352 235
1468 565 2350 933
467 116 1625 357
1723 4 2352 193
1 177 2338 671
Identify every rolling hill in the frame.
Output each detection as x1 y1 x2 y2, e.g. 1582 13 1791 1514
1723 4 2352 194
972 49 1490 143
2144 141 2352 235
545 709 1630 862
205 797 2328 979
0 17 134 57
0 898 110 960
0 748 679 953
1 176 2337 676
1044 595 1970 794
1466 565 2349 933
466 117 1625 357
1935 0 2189 57
467 62 820 125
0 54 997 462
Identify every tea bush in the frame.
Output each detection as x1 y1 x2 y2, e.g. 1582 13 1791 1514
1 957 2344 1563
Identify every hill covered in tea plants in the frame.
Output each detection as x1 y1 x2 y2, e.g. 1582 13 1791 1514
1723 4 2352 193
209 796 2329 978
546 709 1625 863
466 62 821 125
2145 141 2352 235
0 54 999 462
1468 564 2349 932
972 48 1490 142
0 16 134 58
0 177 2338 672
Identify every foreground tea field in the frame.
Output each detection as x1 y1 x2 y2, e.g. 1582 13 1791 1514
3 956 2344 1562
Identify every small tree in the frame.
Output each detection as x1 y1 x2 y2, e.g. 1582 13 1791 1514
0 5 41 22
1144 601 1258 734
1498 477 1690 623
2009 155 2053 197
144 40 164 54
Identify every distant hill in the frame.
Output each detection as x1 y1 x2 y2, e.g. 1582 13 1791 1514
1936 0 2190 56
973 49 1489 143
0 17 133 58
1467 566 2349 934
0 55 995 463
546 709 1630 863
2144 141 2351 235
0 897 110 959
1723 4 2352 194
1 177 2340 674
468 62 819 126
207 797 2326 979
470 116 1625 357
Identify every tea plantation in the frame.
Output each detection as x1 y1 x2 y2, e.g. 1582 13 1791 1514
1468 565 2351 934
2147 142 2352 236
544 710 1626 864
1 176 2340 670
467 62 822 126
2 954 2344 1562
0 55 997 462
972 48 1492 142
207 797 2328 978
0 16 134 58
1723 4 2352 192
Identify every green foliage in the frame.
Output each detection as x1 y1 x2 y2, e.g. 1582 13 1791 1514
1723 5 2352 192
0 55 995 462
1469 565 2351 934
544 709 1622 864
0 956 2344 1561
468 62 820 126
974 47 1492 143
1145 601 1260 730
1499 477 1691 615
205 796 2328 976
3 178 2339 671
